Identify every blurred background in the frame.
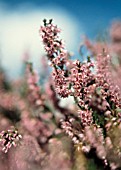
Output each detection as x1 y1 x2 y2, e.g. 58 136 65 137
1 1 121 170
0 0 121 78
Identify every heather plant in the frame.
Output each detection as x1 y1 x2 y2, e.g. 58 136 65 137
40 19 121 170
0 19 121 170
84 20 121 95
0 57 73 169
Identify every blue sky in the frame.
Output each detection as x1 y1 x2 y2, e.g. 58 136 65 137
0 0 121 78
1 0 121 37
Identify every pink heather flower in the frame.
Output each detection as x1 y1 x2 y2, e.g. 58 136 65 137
84 36 108 57
26 63 45 108
0 128 22 153
52 68 71 98
96 52 121 109
40 20 72 99
40 19 68 66
110 21 121 56
40 19 63 57
70 59 96 110
78 109 93 126
61 120 80 144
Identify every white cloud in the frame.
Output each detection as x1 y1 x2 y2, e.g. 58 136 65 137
0 3 81 79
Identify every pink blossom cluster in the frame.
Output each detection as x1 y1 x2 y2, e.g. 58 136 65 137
26 62 45 109
40 19 72 98
0 128 22 153
40 19 63 57
110 21 121 57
